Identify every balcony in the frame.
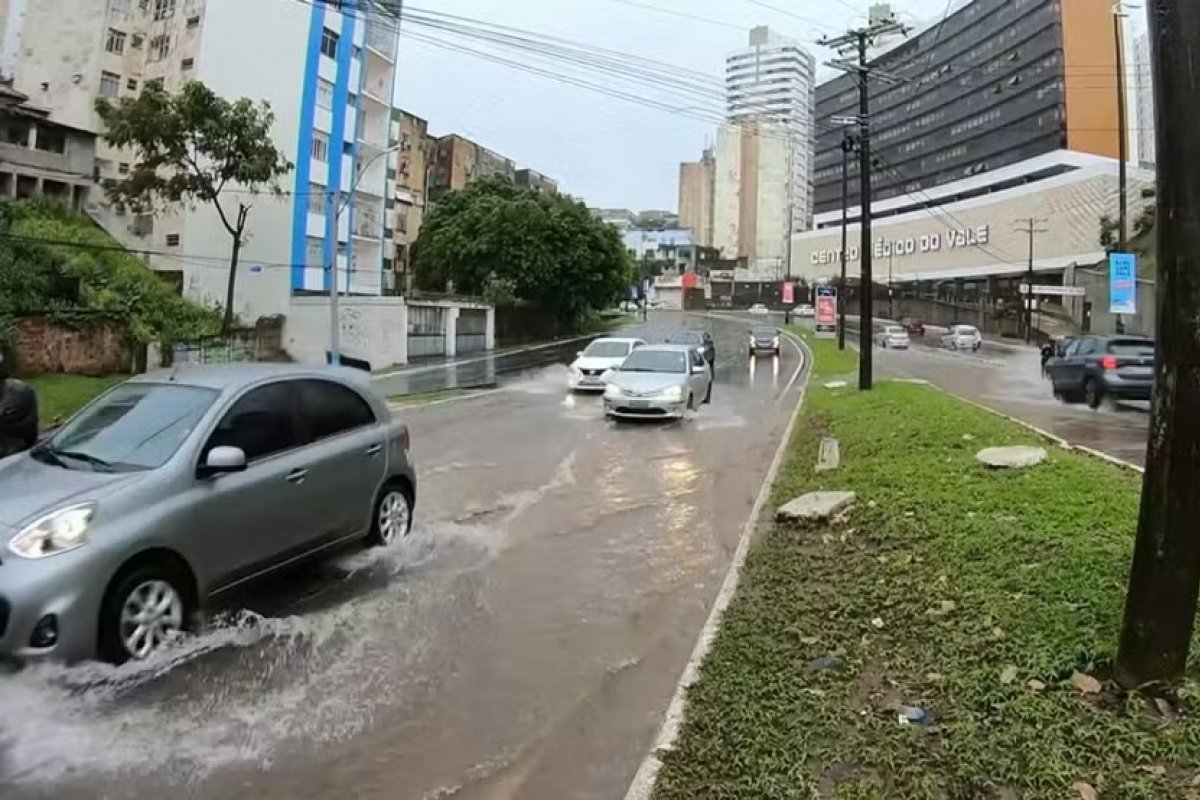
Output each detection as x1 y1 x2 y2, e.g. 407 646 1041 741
351 198 384 239
364 23 396 60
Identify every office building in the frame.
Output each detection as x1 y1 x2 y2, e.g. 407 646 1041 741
726 25 816 231
678 148 714 248
0 0 400 320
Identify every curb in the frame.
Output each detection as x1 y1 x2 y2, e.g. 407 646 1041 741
622 328 813 800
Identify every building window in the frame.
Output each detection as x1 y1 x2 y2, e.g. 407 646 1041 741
186 14 201 28
306 236 324 266
312 133 329 162
99 71 120 98
118 162 130 174
149 34 170 61
181 57 194 71
106 28 127 55
153 0 176 20
130 33 144 49
307 183 325 214
126 77 138 91
342 141 354 155
166 233 180 247
320 27 339 59
144 77 163 92
316 78 334 109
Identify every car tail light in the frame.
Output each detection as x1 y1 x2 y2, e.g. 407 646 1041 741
1100 355 1118 371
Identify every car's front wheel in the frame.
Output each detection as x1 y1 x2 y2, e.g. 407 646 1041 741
98 560 193 664
368 482 413 547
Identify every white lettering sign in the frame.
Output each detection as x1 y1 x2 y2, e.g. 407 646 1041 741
807 225 990 265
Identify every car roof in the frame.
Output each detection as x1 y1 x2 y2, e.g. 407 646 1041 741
589 337 642 345
636 343 697 353
127 362 375 393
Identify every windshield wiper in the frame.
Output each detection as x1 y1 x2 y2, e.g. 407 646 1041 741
53 449 116 472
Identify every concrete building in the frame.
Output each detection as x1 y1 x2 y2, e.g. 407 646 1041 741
593 208 637 229
391 108 430 284
0 0 400 322
0 84 94 209
713 119 791 276
678 147 714 248
1133 31 1155 167
623 228 696 271
427 133 515 204
726 26 816 231
514 168 557 194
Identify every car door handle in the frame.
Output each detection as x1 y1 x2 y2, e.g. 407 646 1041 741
286 468 308 484
365 443 383 457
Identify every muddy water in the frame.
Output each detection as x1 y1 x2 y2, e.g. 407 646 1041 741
0 314 807 800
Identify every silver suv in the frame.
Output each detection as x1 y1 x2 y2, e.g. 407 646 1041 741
0 364 416 664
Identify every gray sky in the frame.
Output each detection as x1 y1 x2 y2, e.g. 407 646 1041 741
394 1 967 211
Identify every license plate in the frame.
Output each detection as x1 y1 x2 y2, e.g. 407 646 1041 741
627 399 651 408
1124 366 1152 377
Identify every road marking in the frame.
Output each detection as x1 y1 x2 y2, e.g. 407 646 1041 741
623 333 812 800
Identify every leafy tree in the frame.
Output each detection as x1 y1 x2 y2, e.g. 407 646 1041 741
413 178 635 326
95 81 292 332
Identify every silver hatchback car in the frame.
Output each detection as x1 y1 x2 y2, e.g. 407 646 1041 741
0 364 416 664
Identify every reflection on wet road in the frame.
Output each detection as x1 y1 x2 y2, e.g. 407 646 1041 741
0 312 807 800
872 334 1149 465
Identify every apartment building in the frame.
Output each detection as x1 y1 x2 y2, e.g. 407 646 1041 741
0 84 95 209
515 168 557 195
678 147 714 248
713 119 791 275
0 0 399 322
1133 32 1155 167
390 108 430 287
427 133 515 204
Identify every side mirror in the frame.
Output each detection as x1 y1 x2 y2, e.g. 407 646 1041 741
199 445 247 478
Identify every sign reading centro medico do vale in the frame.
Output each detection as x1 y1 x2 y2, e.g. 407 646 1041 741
809 225 991 267
1108 252 1138 315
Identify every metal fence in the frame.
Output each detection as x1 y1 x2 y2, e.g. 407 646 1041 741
408 333 446 359
455 308 488 354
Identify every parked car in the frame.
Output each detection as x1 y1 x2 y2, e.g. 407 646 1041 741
0 364 416 664
900 317 925 337
568 337 647 392
1046 335 1155 408
665 329 716 365
874 325 911 349
748 303 770 316
942 324 982 351
748 325 781 357
603 345 713 420
796 304 815 319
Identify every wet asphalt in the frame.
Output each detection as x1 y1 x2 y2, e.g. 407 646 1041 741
0 312 807 800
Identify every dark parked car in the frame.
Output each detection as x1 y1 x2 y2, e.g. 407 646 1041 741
665 329 715 365
1046 335 1155 408
900 318 925 337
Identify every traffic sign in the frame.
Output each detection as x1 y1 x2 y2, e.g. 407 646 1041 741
1019 284 1085 297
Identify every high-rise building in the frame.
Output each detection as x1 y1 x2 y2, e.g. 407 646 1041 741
678 148 714 248
725 25 816 231
1133 32 1156 167
713 120 791 274
0 0 399 320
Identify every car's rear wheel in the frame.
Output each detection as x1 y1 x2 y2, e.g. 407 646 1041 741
368 482 413 547
1084 378 1104 410
98 561 193 664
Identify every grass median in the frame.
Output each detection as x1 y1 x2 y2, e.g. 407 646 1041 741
787 324 857 382
653 360 1199 798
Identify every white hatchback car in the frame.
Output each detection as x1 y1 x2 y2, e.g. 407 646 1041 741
942 325 982 351
874 325 910 349
568 337 647 391
748 303 770 316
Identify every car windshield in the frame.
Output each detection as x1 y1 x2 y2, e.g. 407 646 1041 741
583 340 631 358
752 327 776 336
36 382 219 472
1108 339 1155 356
617 350 688 374
956 327 979 336
886 326 905 335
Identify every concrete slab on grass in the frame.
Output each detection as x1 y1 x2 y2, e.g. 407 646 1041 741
777 491 857 524
975 445 1047 469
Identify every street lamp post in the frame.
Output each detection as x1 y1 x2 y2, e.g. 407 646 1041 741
328 141 403 366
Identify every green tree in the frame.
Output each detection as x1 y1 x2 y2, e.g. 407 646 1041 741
95 81 292 332
413 178 635 326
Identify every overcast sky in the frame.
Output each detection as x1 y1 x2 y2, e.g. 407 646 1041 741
392 0 1118 211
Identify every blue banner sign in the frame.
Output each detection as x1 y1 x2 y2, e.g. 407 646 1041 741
1109 252 1137 315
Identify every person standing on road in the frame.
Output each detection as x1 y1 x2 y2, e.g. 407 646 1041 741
0 352 38 458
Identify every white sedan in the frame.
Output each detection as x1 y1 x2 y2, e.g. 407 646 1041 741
748 303 770 316
942 325 982 352
568 337 647 391
874 325 910 349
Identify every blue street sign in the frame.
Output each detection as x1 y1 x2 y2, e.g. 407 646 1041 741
1108 252 1137 315
817 285 835 297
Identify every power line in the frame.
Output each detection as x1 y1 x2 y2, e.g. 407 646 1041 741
603 0 747 31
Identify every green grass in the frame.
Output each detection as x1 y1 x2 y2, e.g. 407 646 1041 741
654 379 1200 799
27 373 125 425
788 324 858 382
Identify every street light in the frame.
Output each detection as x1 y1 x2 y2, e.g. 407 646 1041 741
328 141 403 366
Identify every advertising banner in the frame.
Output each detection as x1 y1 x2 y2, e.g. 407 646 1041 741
1109 252 1138 315
815 285 837 338
781 281 795 305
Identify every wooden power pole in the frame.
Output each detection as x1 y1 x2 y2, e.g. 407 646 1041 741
1116 0 1200 686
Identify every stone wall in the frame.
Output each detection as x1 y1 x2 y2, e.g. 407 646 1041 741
13 315 131 375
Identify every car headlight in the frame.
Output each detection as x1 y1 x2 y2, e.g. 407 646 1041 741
8 503 96 559
655 385 684 401
604 384 624 398
772 337 781 348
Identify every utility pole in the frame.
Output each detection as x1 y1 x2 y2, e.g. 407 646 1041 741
833 123 857 351
1116 0 1200 686
820 16 907 389
1015 217 1048 344
887 249 894 320
326 189 341 365
1113 1 1131 335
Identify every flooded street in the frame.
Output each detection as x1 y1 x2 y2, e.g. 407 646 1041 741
0 312 806 800
873 334 1149 465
